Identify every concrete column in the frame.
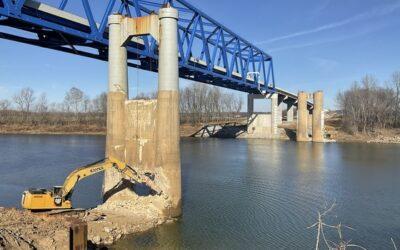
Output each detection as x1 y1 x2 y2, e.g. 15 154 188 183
271 93 279 138
312 91 324 142
277 96 284 125
247 94 254 115
103 14 128 197
108 15 128 94
156 6 181 218
287 103 294 122
297 91 309 142
247 94 254 134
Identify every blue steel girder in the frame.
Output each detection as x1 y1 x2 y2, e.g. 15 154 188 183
0 0 276 94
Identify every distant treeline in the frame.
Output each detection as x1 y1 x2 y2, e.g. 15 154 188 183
0 83 244 128
0 87 106 129
180 83 243 124
337 71 400 133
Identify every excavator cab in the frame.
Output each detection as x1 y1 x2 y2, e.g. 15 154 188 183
21 187 72 211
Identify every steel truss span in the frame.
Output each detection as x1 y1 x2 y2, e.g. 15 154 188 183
0 0 275 94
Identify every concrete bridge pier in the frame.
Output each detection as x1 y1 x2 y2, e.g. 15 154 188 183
286 102 294 122
156 5 182 218
247 93 282 139
296 91 310 142
247 94 254 117
312 91 324 142
271 93 279 138
103 14 128 195
103 6 182 218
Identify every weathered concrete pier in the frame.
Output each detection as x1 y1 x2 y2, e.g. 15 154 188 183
103 5 181 218
297 91 310 142
155 6 182 217
312 91 324 142
247 90 325 142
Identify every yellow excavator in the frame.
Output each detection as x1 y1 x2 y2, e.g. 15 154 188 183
21 157 160 210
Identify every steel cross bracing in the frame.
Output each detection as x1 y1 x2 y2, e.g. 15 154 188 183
0 0 275 94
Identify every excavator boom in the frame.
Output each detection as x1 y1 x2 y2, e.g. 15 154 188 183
21 157 159 210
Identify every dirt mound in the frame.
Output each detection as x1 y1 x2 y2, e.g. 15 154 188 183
0 188 171 249
0 208 73 250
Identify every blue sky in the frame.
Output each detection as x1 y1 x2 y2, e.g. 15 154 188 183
0 0 400 110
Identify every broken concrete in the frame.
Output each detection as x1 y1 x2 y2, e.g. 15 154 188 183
86 195 169 246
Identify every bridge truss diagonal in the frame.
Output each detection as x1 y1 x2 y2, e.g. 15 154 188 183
0 0 277 95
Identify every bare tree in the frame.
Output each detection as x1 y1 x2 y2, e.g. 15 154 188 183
0 99 10 111
92 92 107 114
180 83 244 124
337 75 395 133
83 95 90 113
64 87 84 113
392 71 400 126
13 87 35 112
35 93 48 113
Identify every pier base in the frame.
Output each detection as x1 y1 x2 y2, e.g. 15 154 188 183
247 93 282 139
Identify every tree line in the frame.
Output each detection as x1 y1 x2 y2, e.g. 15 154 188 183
0 87 107 129
336 71 400 133
0 83 244 128
180 83 243 124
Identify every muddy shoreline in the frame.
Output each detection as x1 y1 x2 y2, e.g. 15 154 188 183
1 126 399 144
0 199 172 249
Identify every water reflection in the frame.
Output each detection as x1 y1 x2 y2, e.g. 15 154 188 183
296 142 325 173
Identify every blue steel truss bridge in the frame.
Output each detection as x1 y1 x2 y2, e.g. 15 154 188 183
0 0 304 106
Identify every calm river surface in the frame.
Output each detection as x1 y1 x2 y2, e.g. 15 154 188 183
0 135 400 249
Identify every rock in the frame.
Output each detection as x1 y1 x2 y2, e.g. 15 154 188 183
92 236 101 244
103 237 114 245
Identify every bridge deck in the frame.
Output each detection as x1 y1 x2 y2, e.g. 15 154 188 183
0 0 309 107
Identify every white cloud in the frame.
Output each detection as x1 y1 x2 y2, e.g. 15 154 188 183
256 2 400 45
268 21 392 52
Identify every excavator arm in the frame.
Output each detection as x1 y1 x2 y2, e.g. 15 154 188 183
60 157 160 199
59 159 114 200
21 157 160 210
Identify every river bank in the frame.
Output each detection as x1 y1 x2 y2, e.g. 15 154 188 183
0 124 199 136
325 116 400 144
0 124 105 135
0 197 171 249
1 123 400 144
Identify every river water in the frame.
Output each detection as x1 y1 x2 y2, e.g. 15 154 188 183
0 135 399 249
